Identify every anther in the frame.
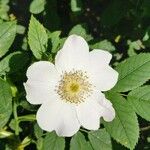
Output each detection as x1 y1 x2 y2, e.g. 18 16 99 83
56 70 92 104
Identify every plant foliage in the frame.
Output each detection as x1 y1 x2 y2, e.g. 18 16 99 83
0 0 150 149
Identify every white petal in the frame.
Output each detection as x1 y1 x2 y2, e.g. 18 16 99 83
76 92 104 130
24 61 60 104
89 50 118 91
24 81 57 105
96 94 115 122
55 35 89 72
37 100 80 137
26 61 59 83
102 98 115 121
90 49 112 66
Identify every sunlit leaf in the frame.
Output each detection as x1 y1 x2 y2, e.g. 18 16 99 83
42 132 65 150
113 53 150 92
28 15 48 59
49 31 61 53
104 93 139 149
0 21 16 57
30 0 46 14
88 129 112 150
0 78 12 128
128 86 150 121
71 0 83 13
70 131 93 150
69 24 92 41
91 40 116 52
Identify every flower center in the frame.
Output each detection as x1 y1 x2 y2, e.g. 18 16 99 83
56 70 92 104
70 83 80 93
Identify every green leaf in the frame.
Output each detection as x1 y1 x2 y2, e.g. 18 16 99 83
36 137 44 150
0 51 29 76
71 0 83 13
28 15 48 59
49 31 61 53
42 132 65 150
19 100 37 112
0 78 12 128
9 119 22 132
88 129 112 150
103 93 139 150
19 136 32 149
30 0 46 14
143 27 150 41
34 123 43 138
0 21 16 57
16 25 26 34
127 40 145 57
113 53 150 92
70 131 93 150
22 37 28 50
69 24 86 37
69 24 92 41
128 86 150 121
90 40 116 52
0 0 9 20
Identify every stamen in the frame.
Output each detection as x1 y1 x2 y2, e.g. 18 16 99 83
56 70 92 104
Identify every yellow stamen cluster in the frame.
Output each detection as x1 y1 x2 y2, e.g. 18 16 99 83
56 70 92 104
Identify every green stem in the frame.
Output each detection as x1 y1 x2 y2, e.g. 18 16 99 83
0 130 14 138
140 125 150 131
18 114 36 122
13 101 19 135
120 93 128 97
80 128 89 133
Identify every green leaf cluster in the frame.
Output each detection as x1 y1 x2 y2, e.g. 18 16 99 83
0 0 150 149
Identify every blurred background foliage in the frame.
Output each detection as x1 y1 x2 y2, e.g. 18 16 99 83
0 0 149 149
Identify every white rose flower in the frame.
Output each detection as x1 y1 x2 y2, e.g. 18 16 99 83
24 34 118 137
